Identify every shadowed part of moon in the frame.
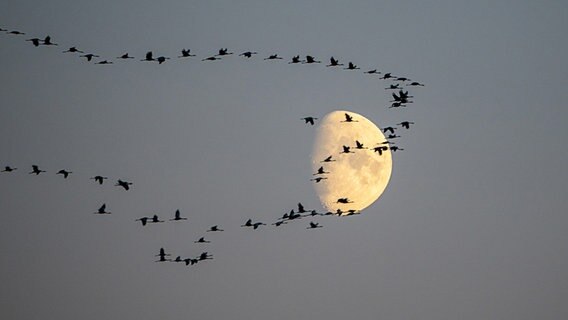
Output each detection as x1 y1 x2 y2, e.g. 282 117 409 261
311 110 392 213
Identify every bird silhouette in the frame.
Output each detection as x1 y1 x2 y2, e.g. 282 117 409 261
385 84 401 90
41 36 57 46
115 179 133 190
272 220 288 227
90 175 108 185
307 222 322 229
340 113 358 123
6 30 25 35
80 54 100 61
29 165 46 175
364 69 381 74
95 60 113 65
395 77 411 82
178 49 196 58
408 81 425 87
56 169 72 179
288 55 301 64
94 204 111 214
383 127 396 134
341 145 354 154
398 121 414 129
194 237 210 244
387 134 401 139
390 146 404 152
63 47 84 53
302 117 317 125
198 252 213 261
207 225 224 232
141 51 155 62
117 53 134 59
336 198 353 204
148 215 164 223
373 146 388 155
136 217 149 226
302 210 321 218
287 210 302 220
344 62 359 70
241 219 253 227
297 203 307 213
380 73 395 79
202 56 221 61
326 56 343 67
1 166 17 172
239 51 257 58
264 54 283 60
156 56 169 64
321 155 336 162
26 38 41 47
170 209 187 221
304 55 321 64
354 140 367 149
216 48 233 56
155 248 171 262
313 166 329 175
173 256 183 263
310 177 327 183
184 258 199 266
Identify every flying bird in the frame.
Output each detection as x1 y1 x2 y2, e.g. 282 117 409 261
90 175 108 185
115 179 133 190
398 121 415 129
354 140 367 149
336 198 353 204
94 204 111 214
80 54 100 61
6 30 25 35
41 36 57 46
216 48 233 56
390 146 404 152
156 56 169 64
307 222 322 229
239 51 257 58
26 38 41 47
304 55 320 64
1 166 17 172
380 73 395 80
326 56 343 67
310 177 327 183
340 113 358 123
202 56 221 61
178 49 196 58
117 53 134 59
207 225 224 232
198 252 213 261
29 165 46 175
272 220 288 227
63 47 84 53
141 51 155 61
95 60 113 65
408 81 425 87
385 84 401 90
321 155 336 162
373 146 388 155
341 145 354 154
264 54 283 60
383 127 396 134
344 62 359 70
149 215 164 223
313 166 329 175
136 217 149 226
302 117 317 125
395 77 411 82
155 248 171 262
297 203 307 213
288 55 301 64
170 209 187 221
56 169 72 179
194 237 210 243
387 134 401 139
364 69 381 74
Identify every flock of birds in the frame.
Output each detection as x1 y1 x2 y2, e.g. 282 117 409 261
1 26 424 267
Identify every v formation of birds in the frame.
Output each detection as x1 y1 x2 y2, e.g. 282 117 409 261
1 27 424 268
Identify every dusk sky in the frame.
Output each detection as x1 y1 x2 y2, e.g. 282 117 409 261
1 1 567 319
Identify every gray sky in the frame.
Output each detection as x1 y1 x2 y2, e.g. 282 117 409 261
1 1 568 319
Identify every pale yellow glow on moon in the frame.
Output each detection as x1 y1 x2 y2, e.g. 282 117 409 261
312 110 392 213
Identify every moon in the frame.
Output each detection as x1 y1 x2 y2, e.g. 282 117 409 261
311 110 392 213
